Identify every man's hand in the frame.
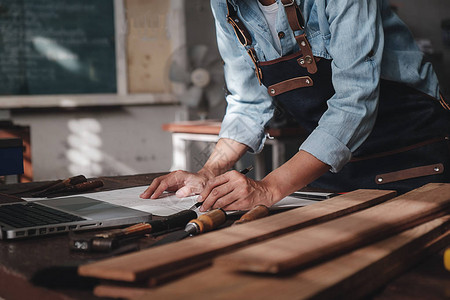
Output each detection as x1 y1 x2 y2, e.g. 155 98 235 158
140 171 210 199
197 170 277 211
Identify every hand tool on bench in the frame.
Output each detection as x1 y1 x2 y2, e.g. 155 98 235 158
32 175 87 197
70 209 197 252
233 205 270 225
151 208 227 247
444 247 450 271
43 179 104 197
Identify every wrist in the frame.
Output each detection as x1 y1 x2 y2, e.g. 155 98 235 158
261 177 284 205
197 167 217 180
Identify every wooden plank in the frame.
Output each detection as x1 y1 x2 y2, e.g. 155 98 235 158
78 189 395 281
101 216 449 300
215 183 450 274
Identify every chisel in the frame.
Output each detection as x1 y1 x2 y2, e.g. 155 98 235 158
233 205 270 225
151 208 227 247
32 175 87 197
70 209 197 252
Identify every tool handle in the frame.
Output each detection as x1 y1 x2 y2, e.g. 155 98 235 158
189 208 227 234
96 223 152 239
162 210 198 230
65 174 88 185
233 205 270 225
46 175 88 193
147 210 198 233
445 248 450 271
32 175 88 196
62 180 104 193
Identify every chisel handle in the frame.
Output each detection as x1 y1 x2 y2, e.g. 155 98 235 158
149 210 198 233
62 180 104 193
189 208 227 234
445 248 450 271
32 175 88 197
233 205 270 225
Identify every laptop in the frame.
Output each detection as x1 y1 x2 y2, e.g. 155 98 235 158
0 196 151 239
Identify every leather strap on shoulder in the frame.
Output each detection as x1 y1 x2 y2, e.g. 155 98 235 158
226 1 252 47
281 0 317 74
280 0 305 32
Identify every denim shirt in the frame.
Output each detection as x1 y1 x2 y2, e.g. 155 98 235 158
211 0 441 172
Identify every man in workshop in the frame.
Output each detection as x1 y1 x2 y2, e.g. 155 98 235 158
141 0 450 210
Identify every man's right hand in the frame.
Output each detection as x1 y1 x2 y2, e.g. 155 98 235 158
139 170 210 199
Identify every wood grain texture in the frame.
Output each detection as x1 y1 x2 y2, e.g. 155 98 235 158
215 183 450 274
116 216 450 300
78 189 395 281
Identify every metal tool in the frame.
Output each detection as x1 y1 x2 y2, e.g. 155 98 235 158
151 208 227 247
70 209 197 252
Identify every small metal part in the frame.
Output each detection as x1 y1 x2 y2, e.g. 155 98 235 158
305 79 310 84
185 222 200 235
298 58 305 65
434 166 440 172
73 240 90 251
270 88 276 94
377 177 383 183
300 41 306 47
305 55 313 64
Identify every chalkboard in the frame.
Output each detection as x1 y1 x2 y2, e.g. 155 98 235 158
0 0 116 95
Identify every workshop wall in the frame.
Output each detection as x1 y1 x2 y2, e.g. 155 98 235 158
6 0 449 181
9 0 222 181
393 0 450 97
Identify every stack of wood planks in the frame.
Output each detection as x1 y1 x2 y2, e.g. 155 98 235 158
78 183 450 299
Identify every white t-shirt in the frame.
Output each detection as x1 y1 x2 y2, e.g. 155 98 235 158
257 1 282 54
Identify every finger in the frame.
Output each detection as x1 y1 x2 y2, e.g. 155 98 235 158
150 180 170 199
140 176 166 199
200 182 233 212
175 185 197 198
221 197 251 211
199 174 230 201
149 172 185 199
211 191 240 210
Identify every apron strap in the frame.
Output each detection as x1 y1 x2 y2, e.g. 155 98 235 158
280 0 305 32
226 1 253 47
226 0 263 84
281 0 318 74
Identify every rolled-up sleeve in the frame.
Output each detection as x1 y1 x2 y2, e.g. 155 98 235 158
300 0 384 172
211 1 274 153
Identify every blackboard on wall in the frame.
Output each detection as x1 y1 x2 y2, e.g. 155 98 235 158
0 0 116 95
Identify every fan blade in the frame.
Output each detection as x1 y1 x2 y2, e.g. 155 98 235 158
189 45 209 68
182 85 204 108
203 53 222 69
169 60 192 84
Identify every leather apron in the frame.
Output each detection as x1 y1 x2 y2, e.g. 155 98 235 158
226 0 450 193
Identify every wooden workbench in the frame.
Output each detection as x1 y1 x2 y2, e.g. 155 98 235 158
0 174 448 299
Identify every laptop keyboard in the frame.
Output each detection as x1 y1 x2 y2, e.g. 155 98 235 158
0 202 86 228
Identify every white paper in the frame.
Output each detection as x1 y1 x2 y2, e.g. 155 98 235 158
24 186 200 216
24 185 322 216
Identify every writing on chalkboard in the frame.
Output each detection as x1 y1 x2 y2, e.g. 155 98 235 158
0 0 116 95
